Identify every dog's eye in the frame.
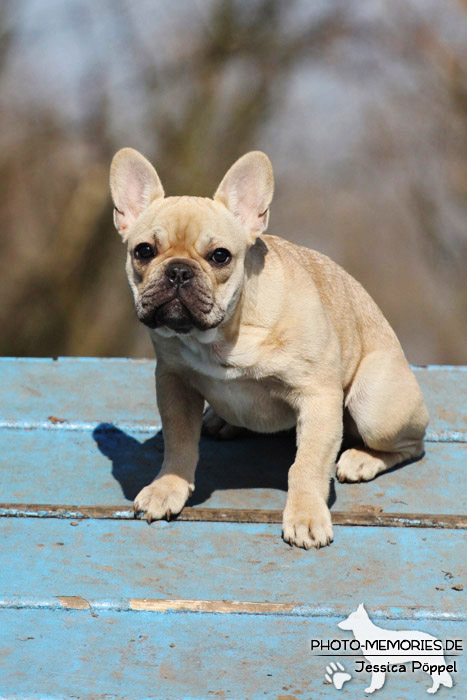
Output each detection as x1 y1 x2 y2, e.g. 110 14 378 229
134 243 155 261
210 248 231 265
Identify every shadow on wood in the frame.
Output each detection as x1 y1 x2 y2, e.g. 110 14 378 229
92 423 427 511
93 422 294 505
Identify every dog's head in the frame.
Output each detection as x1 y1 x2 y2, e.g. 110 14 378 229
337 603 369 631
109 148 274 336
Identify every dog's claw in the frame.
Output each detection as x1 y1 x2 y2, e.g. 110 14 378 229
133 476 191 525
282 496 334 550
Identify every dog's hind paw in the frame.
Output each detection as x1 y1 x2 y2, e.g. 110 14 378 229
202 406 243 439
336 447 384 482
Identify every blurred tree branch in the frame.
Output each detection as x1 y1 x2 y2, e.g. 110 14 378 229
0 0 465 361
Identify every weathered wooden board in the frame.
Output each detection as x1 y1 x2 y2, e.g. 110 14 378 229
0 426 465 516
1 358 465 441
0 357 158 430
0 610 464 700
0 359 465 699
2 504 465 530
413 365 467 442
0 519 464 617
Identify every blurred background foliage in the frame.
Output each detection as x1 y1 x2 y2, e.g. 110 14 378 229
0 0 465 363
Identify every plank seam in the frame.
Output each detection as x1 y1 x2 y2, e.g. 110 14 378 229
0 597 464 621
0 358 465 370
0 420 162 433
0 504 465 528
0 419 467 444
0 420 464 443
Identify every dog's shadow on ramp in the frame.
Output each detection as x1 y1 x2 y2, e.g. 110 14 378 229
92 422 310 506
93 424 164 501
92 423 423 509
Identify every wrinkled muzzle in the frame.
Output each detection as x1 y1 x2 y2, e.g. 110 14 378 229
135 259 224 333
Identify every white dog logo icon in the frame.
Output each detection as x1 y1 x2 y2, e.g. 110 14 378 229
338 604 453 694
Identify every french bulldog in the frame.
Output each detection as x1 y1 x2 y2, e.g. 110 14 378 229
109 148 429 549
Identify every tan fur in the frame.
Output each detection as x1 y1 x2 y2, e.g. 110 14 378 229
110 149 429 549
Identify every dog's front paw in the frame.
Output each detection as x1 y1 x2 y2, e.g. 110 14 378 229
134 474 192 523
282 495 333 550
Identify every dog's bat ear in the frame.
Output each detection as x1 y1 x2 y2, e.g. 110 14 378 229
110 148 164 239
214 151 274 236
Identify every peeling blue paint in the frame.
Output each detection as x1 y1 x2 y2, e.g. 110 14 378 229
0 360 465 440
0 609 464 699
0 358 465 699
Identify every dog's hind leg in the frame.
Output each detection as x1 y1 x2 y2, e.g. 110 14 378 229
365 670 386 693
427 668 453 694
337 350 429 483
202 406 245 439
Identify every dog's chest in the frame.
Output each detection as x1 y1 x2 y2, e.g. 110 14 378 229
176 336 246 380
198 373 296 432
156 333 296 432
178 340 295 432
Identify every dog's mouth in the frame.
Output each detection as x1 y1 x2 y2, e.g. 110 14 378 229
152 297 195 333
137 288 222 334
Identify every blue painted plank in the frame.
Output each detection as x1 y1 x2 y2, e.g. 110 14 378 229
0 358 465 698
0 357 159 431
0 519 464 618
0 358 465 440
0 609 464 699
0 427 464 515
413 366 467 442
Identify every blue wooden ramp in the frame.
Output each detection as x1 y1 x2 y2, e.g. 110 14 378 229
0 358 465 699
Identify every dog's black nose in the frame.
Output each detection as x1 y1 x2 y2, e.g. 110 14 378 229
165 262 194 286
